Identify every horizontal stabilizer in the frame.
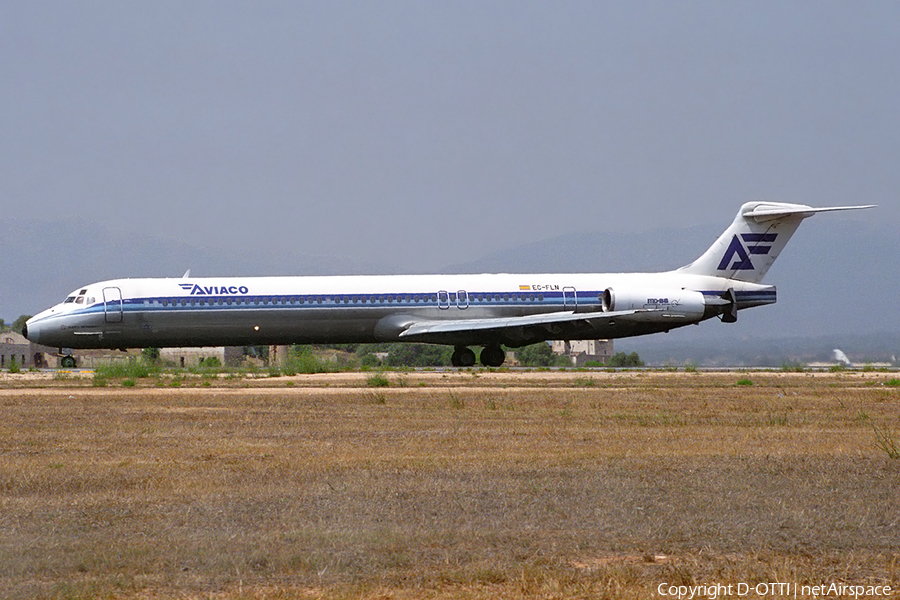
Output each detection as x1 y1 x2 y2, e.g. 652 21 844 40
744 203 876 222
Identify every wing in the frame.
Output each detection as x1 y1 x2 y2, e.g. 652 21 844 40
393 308 682 347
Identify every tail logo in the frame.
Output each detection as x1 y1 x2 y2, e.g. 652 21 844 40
717 233 777 271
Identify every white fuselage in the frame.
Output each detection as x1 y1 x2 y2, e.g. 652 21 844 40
24 271 774 350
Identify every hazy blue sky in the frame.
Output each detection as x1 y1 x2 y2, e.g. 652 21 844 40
2 1 896 271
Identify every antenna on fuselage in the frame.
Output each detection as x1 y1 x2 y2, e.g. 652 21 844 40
182 269 191 279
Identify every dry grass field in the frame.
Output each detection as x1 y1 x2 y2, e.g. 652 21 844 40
0 370 898 599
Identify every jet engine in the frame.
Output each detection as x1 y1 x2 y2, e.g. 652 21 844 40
602 287 706 320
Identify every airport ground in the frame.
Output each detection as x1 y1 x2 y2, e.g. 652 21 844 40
0 370 898 599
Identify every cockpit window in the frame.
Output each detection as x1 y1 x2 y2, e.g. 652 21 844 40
64 296 76 303
75 296 85 304
79 289 87 295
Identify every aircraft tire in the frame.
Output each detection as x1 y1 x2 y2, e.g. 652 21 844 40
480 345 505 367
60 356 77 369
451 347 476 367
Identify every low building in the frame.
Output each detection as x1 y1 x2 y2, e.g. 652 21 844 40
551 339 613 367
1 331 56 369
269 345 293 367
160 347 244 368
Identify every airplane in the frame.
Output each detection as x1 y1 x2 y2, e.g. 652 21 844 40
24 201 873 368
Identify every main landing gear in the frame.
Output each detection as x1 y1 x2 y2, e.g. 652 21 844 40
450 347 476 367
480 345 505 368
450 345 506 367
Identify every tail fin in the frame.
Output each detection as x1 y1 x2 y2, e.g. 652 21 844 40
677 201 875 283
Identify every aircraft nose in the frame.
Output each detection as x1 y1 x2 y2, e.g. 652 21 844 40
23 317 43 345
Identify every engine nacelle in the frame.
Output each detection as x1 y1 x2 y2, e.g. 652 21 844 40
602 287 706 320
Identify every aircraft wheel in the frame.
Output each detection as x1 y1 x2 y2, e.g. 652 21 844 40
451 347 476 367
480 345 505 367
60 356 77 369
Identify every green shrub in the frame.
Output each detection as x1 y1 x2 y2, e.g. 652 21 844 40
359 353 381 368
515 343 570 367
200 356 221 368
94 359 154 379
606 352 644 368
285 346 339 374
7 356 20 374
383 343 453 367
366 373 390 387
736 379 753 386
873 425 900 459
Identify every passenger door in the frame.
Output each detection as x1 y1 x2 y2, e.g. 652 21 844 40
103 287 123 323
